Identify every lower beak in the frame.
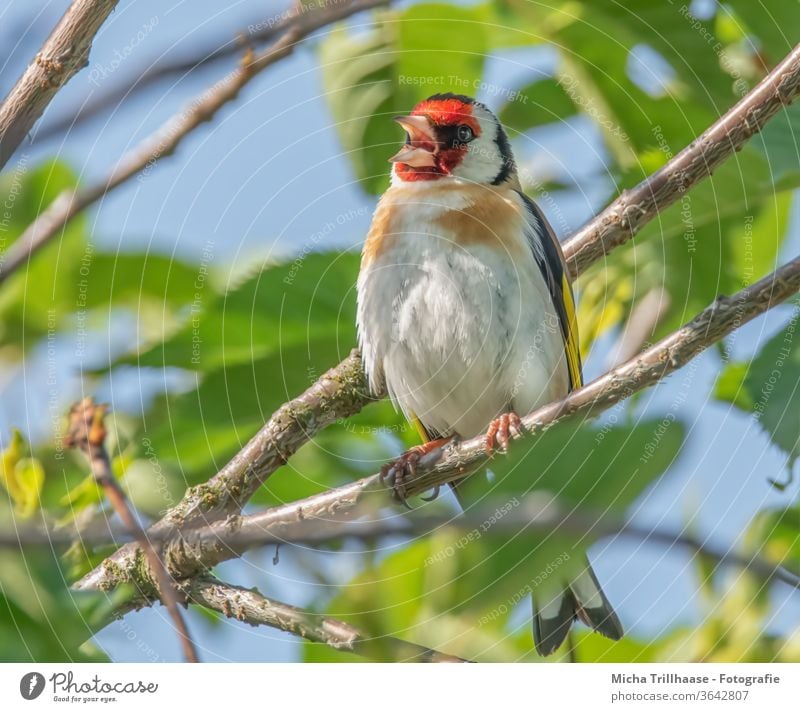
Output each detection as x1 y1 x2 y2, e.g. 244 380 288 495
389 115 437 167
389 145 437 167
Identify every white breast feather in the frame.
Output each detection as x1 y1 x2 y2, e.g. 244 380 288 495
357 182 568 440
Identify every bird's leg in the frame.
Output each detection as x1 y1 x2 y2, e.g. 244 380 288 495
485 411 524 454
381 437 451 507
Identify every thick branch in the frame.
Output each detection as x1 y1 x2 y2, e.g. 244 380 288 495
563 43 800 277
183 577 468 662
0 0 119 170
159 350 370 527
0 0 388 285
76 255 800 591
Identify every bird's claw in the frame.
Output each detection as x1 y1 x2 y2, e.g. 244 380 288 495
381 448 422 508
420 484 441 502
485 411 524 454
381 438 450 506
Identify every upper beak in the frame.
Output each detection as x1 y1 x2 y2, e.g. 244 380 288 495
389 115 437 167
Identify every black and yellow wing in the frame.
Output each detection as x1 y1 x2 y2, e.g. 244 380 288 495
517 192 583 390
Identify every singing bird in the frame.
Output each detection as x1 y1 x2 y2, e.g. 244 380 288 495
356 93 622 655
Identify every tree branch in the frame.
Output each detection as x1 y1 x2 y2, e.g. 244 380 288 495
76 255 800 591
0 0 119 170
158 350 370 527
64 397 200 663
183 576 469 662
183 502 800 593
8 497 799 594
0 0 389 285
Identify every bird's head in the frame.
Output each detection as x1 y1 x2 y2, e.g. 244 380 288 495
389 93 516 186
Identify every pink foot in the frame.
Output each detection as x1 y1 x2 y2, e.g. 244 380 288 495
485 412 524 455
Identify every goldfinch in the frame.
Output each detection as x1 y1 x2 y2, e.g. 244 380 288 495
356 93 623 655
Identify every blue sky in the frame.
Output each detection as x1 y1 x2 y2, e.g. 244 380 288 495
1 0 799 661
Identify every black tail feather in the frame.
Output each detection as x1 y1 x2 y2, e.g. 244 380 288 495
532 561 623 656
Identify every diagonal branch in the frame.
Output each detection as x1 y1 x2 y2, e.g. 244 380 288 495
64 397 200 663
7 498 799 594
158 350 370 527
0 0 119 170
76 254 800 591
183 576 468 662
0 0 389 286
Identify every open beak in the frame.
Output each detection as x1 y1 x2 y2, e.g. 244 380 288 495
389 115 438 167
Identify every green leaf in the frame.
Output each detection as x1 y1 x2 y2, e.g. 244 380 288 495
304 536 550 662
499 77 578 133
320 4 488 194
126 252 360 481
0 160 87 351
573 629 660 663
123 251 359 372
0 548 109 662
307 418 683 660
753 103 800 187
395 4 487 101
745 504 800 571
80 250 201 310
713 362 753 410
11 459 44 518
469 417 685 513
320 24 400 195
725 0 800 54
585 150 793 345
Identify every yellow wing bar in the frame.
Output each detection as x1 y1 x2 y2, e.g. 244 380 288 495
561 272 583 389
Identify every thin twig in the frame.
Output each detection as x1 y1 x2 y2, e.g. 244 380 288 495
0 0 119 170
64 398 200 663
10 493 800 591
609 287 670 368
75 255 800 592
0 0 389 285
183 576 469 662
185 497 800 592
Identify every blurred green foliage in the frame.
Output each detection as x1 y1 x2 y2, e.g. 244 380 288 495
0 0 799 662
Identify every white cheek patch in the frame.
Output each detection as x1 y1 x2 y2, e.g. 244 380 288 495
451 105 510 185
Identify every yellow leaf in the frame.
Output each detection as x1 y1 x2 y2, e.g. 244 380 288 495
0 430 44 518
0 428 25 501
13 458 45 518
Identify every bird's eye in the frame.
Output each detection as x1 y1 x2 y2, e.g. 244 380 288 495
456 124 474 143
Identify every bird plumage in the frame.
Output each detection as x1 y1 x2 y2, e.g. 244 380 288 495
356 93 622 655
